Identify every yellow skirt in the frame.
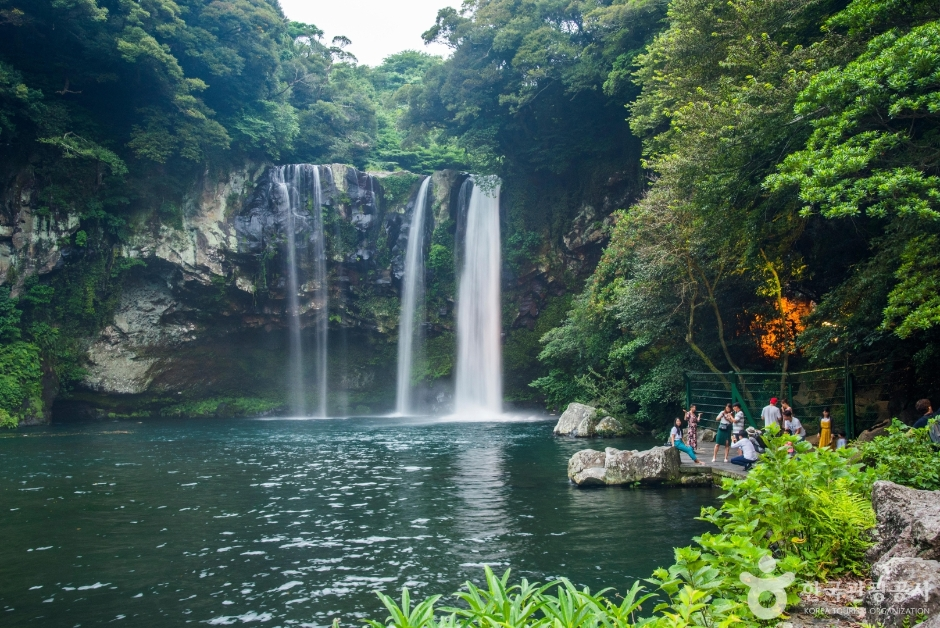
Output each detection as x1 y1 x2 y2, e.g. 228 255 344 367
819 419 832 449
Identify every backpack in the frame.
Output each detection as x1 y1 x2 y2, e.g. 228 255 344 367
749 435 766 454
929 421 940 446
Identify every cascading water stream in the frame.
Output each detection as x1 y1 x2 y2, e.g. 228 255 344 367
274 164 329 417
310 166 329 418
454 177 502 416
395 176 432 415
275 167 306 417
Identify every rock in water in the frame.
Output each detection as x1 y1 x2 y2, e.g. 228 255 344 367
553 403 597 436
567 450 607 486
595 417 624 437
568 446 681 486
865 480 940 626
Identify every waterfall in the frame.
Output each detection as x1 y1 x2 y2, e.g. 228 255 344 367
395 176 432 415
310 166 329 418
272 164 328 417
454 177 502 416
275 167 306 417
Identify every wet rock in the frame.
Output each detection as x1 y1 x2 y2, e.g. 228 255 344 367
567 450 607 486
595 417 624 437
553 403 597 436
568 446 682 486
603 446 681 485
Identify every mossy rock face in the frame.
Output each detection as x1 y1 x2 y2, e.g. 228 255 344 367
595 416 624 437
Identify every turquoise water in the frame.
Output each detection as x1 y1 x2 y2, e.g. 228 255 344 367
0 416 718 626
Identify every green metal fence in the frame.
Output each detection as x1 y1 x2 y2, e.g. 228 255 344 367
684 367 856 437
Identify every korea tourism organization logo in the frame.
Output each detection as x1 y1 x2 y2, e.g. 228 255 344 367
740 555 795 620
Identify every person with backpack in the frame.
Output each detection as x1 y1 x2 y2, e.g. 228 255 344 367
912 399 937 428
729 426 760 470
669 417 705 465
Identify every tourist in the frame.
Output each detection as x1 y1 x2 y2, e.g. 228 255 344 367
835 432 847 449
684 405 701 449
912 399 937 428
783 409 805 438
670 418 705 465
761 397 782 431
731 402 746 441
729 426 759 470
819 407 833 449
713 403 733 463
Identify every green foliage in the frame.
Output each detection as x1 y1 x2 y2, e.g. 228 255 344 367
380 173 422 208
882 235 940 338
767 21 940 220
504 295 572 404
0 287 22 342
702 429 876 579
160 396 282 419
414 333 456 382
411 0 666 169
0 341 43 427
860 418 940 490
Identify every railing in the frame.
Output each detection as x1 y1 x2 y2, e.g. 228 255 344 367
684 367 854 437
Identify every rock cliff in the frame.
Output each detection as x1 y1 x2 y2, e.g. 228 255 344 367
2 161 633 421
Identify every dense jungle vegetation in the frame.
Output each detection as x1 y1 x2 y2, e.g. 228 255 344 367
1 0 939 426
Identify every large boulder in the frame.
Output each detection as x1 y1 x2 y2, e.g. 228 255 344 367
568 446 682 486
701 428 717 443
554 403 598 437
857 420 891 443
868 481 940 563
604 447 681 485
865 557 940 627
865 481 940 626
595 417 624 437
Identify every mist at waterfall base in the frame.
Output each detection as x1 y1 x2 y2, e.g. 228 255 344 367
0 419 719 626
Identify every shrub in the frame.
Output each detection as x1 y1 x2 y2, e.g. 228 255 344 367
860 418 940 490
701 428 876 579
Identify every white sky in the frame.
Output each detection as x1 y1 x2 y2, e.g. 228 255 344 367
277 0 464 67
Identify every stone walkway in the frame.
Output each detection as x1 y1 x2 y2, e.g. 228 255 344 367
677 440 748 480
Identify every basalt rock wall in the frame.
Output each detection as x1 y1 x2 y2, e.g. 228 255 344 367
1 161 637 421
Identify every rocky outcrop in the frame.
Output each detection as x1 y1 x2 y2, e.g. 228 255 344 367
0 168 82 288
868 481 940 563
6 164 473 419
553 403 598 436
595 417 624 437
865 481 940 626
568 446 682 486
